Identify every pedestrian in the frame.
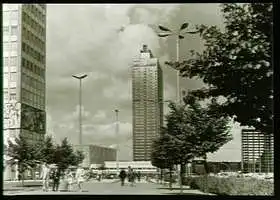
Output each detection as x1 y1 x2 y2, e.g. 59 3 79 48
97 170 102 182
127 167 135 187
119 169 127 186
40 162 50 192
75 165 84 192
50 167 60 191
137 171 141 182
66 169 74 191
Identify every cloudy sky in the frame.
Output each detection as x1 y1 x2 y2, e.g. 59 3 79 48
46 3 242 162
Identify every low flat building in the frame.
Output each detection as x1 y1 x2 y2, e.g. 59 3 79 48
73 144 117 168
102 161 157 174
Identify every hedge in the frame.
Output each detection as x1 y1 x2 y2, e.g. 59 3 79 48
183 176 273 195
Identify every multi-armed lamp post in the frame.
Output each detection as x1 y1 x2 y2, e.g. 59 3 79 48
158 22 200 104
72 74 88 145
157 22 200 191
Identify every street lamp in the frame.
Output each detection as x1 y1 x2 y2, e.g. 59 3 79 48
72 74 88 145
114 109 120 173
157 22 200 104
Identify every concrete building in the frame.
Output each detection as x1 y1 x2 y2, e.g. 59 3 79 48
131 45 163 161
3 4 47 181
241 128 274 173
73 145 117 168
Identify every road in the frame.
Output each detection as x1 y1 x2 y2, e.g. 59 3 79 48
3 179 211 195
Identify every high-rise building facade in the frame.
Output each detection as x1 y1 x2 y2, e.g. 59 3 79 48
131 45 163 161
241 129 274 173
3 4 47 180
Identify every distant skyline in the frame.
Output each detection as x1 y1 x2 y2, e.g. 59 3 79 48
46 4 243 162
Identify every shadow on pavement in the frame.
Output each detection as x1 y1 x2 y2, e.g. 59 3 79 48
15 185 42 187
163 192 209 195
157 187 191 190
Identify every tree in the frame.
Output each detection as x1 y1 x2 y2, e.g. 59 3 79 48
167 3 273 135
156 100 232 193
6 135 39 186
151 128 177 189
35 135 56 164
54 137 84 173
73 150 85 166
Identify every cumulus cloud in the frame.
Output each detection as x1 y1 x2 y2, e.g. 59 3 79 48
46 4 232 161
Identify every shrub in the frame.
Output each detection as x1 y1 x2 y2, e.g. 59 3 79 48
183 176 273 195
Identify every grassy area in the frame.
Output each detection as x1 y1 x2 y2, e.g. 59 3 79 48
183 176 274 195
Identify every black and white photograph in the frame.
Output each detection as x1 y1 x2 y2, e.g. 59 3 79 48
2 3 274 196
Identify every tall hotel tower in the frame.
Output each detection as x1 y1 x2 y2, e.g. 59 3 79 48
3 4 47 180
131 45 163 161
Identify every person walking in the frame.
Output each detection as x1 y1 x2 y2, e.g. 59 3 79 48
75 166 84 192
137 171 141 182
66 169 74 192
50 167 60 191
41 163 50 192
119 169 127 186
127 166 135 187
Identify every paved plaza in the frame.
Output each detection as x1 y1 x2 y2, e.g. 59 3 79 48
4 180 211 195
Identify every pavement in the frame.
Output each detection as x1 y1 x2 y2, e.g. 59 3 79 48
3 179 213 195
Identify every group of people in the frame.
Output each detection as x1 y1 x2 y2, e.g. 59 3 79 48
119 166 141 187
41 162 85 192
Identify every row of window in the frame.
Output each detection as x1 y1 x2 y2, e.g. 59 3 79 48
23 4 46 23
22 26 45 52
4 56 18 66
22 10 45 37
3 41 18 52
3 25 18 36
22 73 45 92
22 42 45 63
4 72 17 82
3 10 18 21
22 57 45 78
21 88 45 105
4 92 17 101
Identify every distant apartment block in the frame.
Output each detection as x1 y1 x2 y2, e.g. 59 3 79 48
131 45 163 161
73 144 117 168
241 129 274 173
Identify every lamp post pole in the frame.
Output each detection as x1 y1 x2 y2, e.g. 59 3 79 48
158 22 200 192
115 109 120 173
72 74 87 145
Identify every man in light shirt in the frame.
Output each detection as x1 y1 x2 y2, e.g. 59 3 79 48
40 162 50 191
75 165 84 192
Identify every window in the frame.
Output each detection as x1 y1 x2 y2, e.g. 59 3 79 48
4 57 9 66
10 93 16 100
3 26 9 35
4 91 9 100
11 25 17 36
10 72 17 81
10 88 16 94
10 56 17 66
3 42 10 52
3 11 10 20
10 10 18 20
11 42 18 51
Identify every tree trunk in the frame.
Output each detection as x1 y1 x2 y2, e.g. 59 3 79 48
21 172 25 186
203 155 209 193
180 163 185 194
160 169 163 184
169 167 172 190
